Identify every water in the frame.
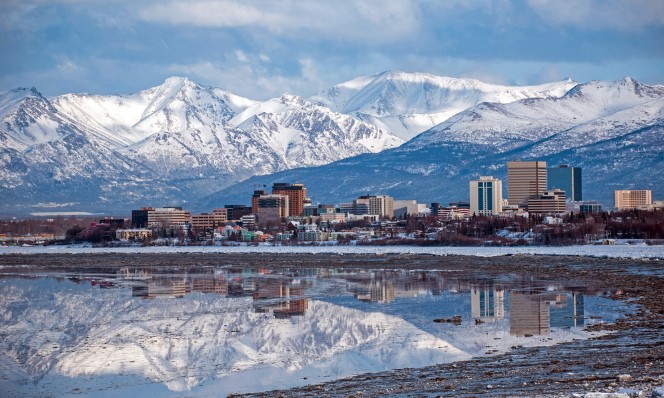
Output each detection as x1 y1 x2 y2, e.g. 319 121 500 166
0 266 629 397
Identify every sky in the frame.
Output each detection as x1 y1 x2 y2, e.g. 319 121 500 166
2 0 664 100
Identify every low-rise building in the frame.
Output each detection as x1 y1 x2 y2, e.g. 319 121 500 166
116 229 152 241
527 189 566 214
191 208 228 230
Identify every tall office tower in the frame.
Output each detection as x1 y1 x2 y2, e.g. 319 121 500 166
271 183 308 217
507 161 547 208
614 190 652 209
469 176 503 216
547 165 582 201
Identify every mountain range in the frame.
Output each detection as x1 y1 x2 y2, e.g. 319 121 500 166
1 72 662 216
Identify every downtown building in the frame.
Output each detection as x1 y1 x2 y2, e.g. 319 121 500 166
527 189 566 214
469 176 503 216
256 194 290 225
507 161 547 208
131 207 191 229
271 183 309 217
190 208 228 230
547 165 582 202
614 190 653 210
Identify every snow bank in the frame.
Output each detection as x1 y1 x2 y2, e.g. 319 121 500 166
1 244 662 259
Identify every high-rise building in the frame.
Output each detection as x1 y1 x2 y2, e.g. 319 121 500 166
256 194 289 223
272 183 308 217
547 165 582 201
614 190 652 210
507 161 547 208
369 195 394 218
469 176 503 216
251 189 268 214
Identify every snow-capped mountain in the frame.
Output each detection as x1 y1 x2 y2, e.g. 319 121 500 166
201 77 664 209
229 93 403 168
310 71 577 140
0 78 402 214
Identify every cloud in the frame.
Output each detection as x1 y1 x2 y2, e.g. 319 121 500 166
526 0 664 31
137 0 421 43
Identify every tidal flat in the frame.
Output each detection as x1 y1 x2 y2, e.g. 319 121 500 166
0 252 662 397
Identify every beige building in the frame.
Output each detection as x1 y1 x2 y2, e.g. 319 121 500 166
469 176 503 216
614 190 652 210
527 189 566 214
148 207 190 228
116 229 152 241
369 195 394 218
191 208 228 230
507 161 547 207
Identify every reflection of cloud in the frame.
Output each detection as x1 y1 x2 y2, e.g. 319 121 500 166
526 0 664 31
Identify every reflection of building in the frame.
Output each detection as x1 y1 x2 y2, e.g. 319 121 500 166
510 290 585 336
356 281 395 304
253 279 310 317
471 287 505 321
132 279 188 298
191 276 228 295
549 292 584 328
509 290 550 336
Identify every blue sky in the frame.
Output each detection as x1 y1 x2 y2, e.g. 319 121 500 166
2 0 663 100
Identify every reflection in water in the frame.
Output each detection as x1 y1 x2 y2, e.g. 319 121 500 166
0 266 621 397
471 287 505 322
510 289 585 336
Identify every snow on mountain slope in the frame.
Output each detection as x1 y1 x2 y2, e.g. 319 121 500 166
410 77 664 151
230 94 404 168
310 71 577 140
51 77 255 148
202 77 664 210
0 78 400 213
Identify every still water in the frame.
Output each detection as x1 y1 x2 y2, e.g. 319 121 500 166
0 266 628 397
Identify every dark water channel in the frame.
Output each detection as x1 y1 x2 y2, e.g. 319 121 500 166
0 266 630 397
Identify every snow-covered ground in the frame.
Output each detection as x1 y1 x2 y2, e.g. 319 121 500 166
1 243 662 259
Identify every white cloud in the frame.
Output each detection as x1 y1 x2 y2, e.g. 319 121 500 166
526 0 664 31
234 50 248 63
137 0 421 43
167 59 327 99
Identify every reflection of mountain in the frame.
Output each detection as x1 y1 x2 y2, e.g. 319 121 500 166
509 290 585 336
0 278 468 396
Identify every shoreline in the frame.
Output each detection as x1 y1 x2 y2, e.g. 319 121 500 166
2 243 664 260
